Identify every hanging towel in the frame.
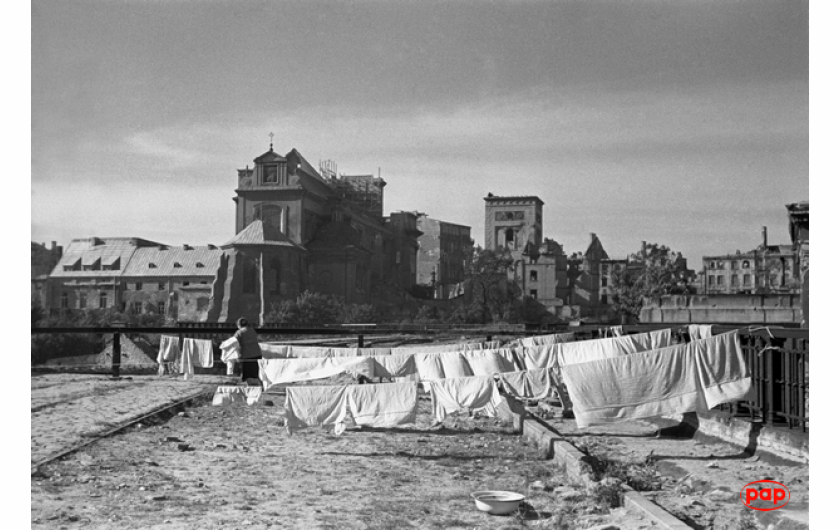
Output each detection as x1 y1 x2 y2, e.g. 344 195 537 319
158 335 180 363
284 385 348 434
460 341 500 351
260 343 290 359
440 352 473 378
688 324 714 342
428 375 504 423
157 335 180 375
691 331 753 408
520 345 557 371
463 350 516 376
182 338 214 369
179 346 194 380
413 352 446 381
212 386 263 406
497 348 526 372
498 369 553 401
371 354 417 379
517 332 575 348
220 337 241 362
259 357 375 390
284 346 334 358
366 347 393 357
560 342 707 428
555 329 672 367
392 342 485 355
330 347 362 358
346 382 418 428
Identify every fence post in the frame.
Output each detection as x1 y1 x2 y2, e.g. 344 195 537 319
358 334 364 348
111 332 121 378
765 339 774 424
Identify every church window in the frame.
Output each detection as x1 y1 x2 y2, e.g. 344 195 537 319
264 165 278 184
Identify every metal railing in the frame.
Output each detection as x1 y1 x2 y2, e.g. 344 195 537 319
31 322 808 432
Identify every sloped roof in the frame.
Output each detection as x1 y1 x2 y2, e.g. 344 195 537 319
253 148 287 164
786 201 808 214
122 246 223 277
584 235 609 262
287 148 323 180
221 220 306 250
50 237 162 278
483 194 544 205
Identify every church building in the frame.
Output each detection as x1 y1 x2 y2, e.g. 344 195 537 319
42 141 440 324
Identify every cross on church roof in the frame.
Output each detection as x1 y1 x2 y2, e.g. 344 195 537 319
269 132 274 151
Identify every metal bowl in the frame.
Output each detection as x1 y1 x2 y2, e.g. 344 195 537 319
471 491 525 515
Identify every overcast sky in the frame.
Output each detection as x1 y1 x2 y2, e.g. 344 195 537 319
31 0 808 269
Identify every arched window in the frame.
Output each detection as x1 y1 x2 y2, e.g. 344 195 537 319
242 257 257 294
505 228 516 249
742 260 751 269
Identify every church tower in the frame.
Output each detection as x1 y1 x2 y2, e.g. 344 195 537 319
233 135 334 245
483 194 544 255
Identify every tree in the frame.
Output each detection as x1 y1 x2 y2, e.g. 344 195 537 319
464 246 522 324
610 243 694 324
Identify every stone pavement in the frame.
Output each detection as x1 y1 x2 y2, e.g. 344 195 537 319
31 373 231 468
533 405 809 529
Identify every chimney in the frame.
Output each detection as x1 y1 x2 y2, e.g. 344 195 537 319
50 241 57 250
762 226 768 249
590 233 596 243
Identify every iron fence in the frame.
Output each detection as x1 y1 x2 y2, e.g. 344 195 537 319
31 322 808 432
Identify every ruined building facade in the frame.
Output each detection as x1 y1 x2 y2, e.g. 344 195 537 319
42 144 470 324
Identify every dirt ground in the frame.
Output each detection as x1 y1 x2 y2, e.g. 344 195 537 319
32 385 660 530
540 413 810 530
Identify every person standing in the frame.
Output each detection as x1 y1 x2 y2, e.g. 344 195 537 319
234 318 261 384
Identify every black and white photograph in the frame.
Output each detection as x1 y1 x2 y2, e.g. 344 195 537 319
27 1 816 528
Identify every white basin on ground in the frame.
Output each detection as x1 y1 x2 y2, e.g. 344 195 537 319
470 490 525 515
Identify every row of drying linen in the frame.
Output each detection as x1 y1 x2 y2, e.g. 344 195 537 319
255 328 673 388
255 339 502 359
275 329 749 432
283 370 553 435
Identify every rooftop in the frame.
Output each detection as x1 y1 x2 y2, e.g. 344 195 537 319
483 194 544 205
